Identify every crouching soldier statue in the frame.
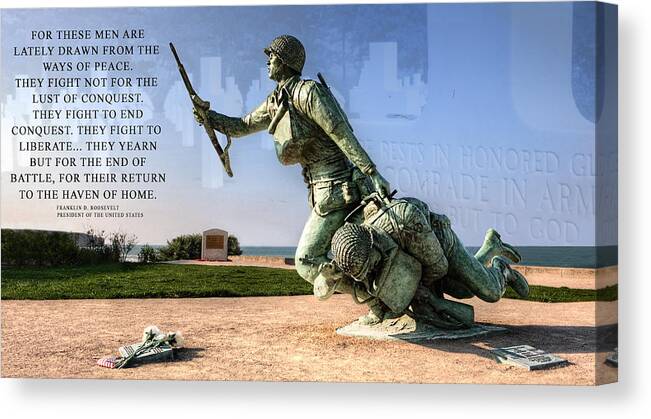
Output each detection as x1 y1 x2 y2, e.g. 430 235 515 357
193 34 390 287
315 194 530 328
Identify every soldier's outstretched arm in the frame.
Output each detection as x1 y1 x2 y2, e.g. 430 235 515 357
193 98 271 138
298 82 391 197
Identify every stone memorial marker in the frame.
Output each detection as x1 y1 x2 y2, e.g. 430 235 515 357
201 228 228 261
491 345 569 370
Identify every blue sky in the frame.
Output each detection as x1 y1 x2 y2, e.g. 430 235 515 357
0 2 617 246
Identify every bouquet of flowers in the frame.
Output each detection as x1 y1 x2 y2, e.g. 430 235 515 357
97 325 184 369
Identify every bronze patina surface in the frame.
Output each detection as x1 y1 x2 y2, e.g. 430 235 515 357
191 35 529 331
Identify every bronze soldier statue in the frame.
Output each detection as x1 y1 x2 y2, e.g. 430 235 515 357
320 195 530 326
193 35 391 288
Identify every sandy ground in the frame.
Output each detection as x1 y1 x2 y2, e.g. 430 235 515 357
1 295 617 385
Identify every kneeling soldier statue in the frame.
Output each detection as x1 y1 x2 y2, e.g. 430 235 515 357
320 194 530 327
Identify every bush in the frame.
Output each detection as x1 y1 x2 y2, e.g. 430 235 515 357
1 229 78 266
77 245 120 265
138 244 159 263
228 235 243 256
79 228 119 263
1 228 123 267
110 232 138 262
158 234 202 260
1 229 106 266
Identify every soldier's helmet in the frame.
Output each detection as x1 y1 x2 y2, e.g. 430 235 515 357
264 35 306 74
331 223 374 280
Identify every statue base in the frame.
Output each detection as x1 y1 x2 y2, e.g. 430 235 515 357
336 315 507 342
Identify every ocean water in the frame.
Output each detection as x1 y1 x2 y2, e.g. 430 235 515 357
241 246 618 268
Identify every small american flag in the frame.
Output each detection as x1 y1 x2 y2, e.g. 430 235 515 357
97 356 120 369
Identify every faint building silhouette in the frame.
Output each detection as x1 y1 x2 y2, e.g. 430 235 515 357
246 67 275 151
198 56 244 189
164 78 196 147
349 42 426 121
2 74 41 172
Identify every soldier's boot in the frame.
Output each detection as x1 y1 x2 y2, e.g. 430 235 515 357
475 228 522 266
357 299 386 326
357 299 402 326
492 256 529 298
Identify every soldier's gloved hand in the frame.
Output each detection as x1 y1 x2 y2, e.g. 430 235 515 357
192 108 205 126
318 261 344 281
369 170 391 199
314 262 344 301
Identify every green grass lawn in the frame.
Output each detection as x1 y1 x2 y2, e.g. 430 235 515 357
504 284 617 303
1 263 617 302
1 263 311 300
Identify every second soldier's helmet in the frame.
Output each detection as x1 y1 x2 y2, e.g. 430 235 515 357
331 223 374 280
264 35 306 74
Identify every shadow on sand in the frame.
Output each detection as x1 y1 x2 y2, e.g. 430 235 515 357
404 323 618 361
173 347 205 362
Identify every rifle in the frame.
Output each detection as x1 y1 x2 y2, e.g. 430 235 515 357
169 42 233 177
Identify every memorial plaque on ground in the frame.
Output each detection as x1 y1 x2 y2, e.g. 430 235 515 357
119 342 175 365
491 345 569 370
